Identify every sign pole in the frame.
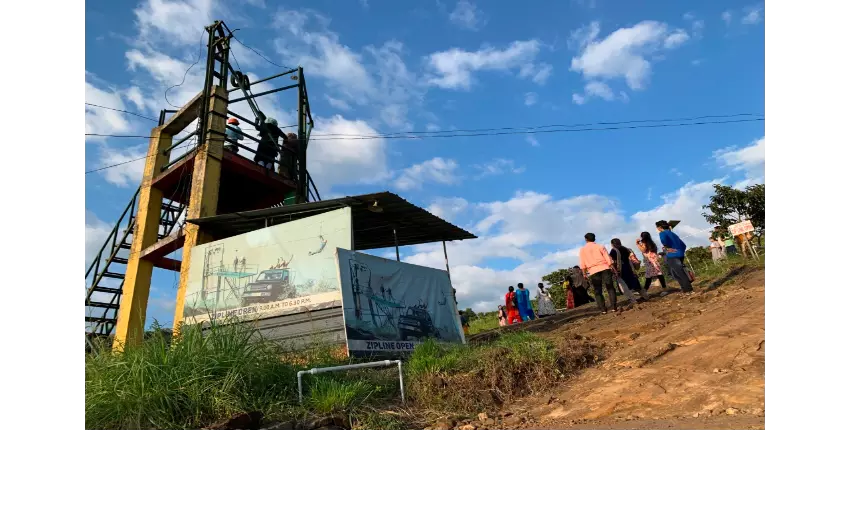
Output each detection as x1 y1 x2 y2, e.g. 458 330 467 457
442 240 452 280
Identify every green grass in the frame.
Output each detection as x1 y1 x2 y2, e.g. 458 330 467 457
307 378 374 414
468 314 500 335
405 332 589 412
86 322 602 429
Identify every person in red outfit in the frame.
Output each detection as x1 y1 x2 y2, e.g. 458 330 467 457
505 285 523 324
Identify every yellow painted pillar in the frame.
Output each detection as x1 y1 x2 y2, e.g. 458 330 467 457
113 127 173 351
173 85 228 333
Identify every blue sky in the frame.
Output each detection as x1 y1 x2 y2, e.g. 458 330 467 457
85 0 765 320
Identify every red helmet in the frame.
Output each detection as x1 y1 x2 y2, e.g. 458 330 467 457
227 118 239 125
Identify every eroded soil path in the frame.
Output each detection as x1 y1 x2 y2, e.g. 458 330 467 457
493 268 765 430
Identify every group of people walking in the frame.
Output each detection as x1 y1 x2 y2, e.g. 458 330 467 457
497 282 557 327
492 221 695 327
577 221 693 314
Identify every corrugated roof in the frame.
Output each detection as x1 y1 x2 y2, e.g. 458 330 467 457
187 191 477 251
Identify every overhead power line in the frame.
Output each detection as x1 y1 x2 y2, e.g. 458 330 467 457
85 115 763 176
85 103 158 122
85 114 762 140
308 117 765 141
309 113 765 138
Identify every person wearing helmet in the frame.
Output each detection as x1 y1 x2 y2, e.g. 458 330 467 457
254 117 284 172
224 117 244 154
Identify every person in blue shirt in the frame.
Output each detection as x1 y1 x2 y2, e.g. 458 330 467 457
224 118 244 153
655 220 693 293
515 283 536 321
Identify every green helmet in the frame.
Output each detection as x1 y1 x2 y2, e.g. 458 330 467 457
266 117 278 126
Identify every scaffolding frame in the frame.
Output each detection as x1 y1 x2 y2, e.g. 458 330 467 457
86 19 323 351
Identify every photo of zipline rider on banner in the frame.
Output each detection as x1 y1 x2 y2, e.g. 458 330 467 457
337 248 464 357
182 208 352 325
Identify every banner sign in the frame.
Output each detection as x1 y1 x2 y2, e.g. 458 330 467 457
336 248 464 357
182 208 352 325
729 220 755 236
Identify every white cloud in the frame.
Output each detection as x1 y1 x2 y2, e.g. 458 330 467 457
394 157 459 190
713 137 765 186
525 134 540 147
402 137 762 311
273 11 422 129
742 5 764 25
664 29 690 49
427 197 469 223
308 115 390 192
134 0 215 47
96 145 149 187
570 20 689 93
473 158 525 178
325 95 352 111
85 80 135 137
524 92 538 106
86 211 113 266
572 80 629 105
426 40 551 89
426 123 441 132
412 181 723 311
722 11 733 25
449 1 486 31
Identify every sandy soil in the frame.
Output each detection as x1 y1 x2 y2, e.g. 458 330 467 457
469 267 765 430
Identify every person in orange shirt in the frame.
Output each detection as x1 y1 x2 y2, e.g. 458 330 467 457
578 233 619 314
504 286 522 324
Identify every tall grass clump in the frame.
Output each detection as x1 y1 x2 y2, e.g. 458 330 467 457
406 332 577 413
85 322 299 429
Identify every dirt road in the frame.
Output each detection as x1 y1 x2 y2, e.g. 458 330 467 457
497 267 765 430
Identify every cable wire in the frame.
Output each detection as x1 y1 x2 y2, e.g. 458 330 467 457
84 116 763 174
85 103 158 122
231 34 296 71
307 117 765 141
165 28 206 108
310 113 765 138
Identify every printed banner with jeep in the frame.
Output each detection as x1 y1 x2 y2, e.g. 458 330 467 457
336 248 464 357
182 208 352 324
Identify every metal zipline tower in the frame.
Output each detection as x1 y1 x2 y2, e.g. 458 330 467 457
84 20 320 351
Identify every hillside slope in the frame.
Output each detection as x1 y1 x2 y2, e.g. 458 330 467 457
493 267 765 430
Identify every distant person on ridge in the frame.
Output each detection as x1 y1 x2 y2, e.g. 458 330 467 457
505 286 522 325
536 282 556 317
656 220 693 293
224 118 244 153
516 283 535 321
497 305 507 327
579 233 619 314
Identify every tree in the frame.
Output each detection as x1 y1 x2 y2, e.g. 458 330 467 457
463 307 478 321
541 269 571 309
702 183 765 242
685 246 712 267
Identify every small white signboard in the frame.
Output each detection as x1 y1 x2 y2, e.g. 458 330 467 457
729 220 755 236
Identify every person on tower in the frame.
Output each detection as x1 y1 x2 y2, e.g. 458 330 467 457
224 118 244 153
255 117 285 172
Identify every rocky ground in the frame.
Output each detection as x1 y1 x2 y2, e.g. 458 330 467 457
438 267 765 430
